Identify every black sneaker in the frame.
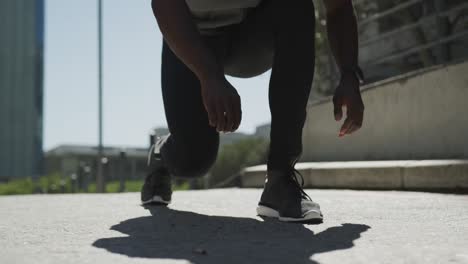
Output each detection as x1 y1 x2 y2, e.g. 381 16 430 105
141 137 172 206
256 168 323 224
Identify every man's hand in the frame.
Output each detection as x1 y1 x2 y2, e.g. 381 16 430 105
332 73 364 137
324 0 363 137
152 0 240 133
201 77 242 133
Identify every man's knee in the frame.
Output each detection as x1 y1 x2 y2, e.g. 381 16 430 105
165 131 219 178
225 55 272 78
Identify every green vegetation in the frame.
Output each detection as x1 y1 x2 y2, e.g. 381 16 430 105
0 177 35 195
0 173 66 195
0 175 190 195
206 137 268 188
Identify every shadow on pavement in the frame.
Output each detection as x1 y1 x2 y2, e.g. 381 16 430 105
93 207 370 264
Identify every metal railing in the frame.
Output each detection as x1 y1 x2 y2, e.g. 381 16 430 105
360 2 468 47
355 0 468 79
367 29 468 66
358 0 424 28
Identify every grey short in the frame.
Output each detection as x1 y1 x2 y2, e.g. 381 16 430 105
200 3 275 78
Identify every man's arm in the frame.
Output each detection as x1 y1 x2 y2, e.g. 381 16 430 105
151 0 241 132
323 0 364 137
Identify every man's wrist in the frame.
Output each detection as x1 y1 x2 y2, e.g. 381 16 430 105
340 65 365 84
197 65 225 86
199 70 226 90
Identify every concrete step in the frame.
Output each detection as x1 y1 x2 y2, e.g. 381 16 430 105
241 160 468 191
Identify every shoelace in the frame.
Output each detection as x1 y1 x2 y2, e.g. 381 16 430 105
147 144 155 167
291 168 312 201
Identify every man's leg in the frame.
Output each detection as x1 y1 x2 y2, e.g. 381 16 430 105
159 41 220 178
264 0 320 223
225 0 322 222
141 40 221 205
267 0 315 170
225 0 315 168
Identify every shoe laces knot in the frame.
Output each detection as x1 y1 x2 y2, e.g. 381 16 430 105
290 166 312 201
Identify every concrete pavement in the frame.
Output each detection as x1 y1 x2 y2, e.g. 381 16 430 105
1 189 467 264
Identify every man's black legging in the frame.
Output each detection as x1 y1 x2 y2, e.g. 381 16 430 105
158 0 316 178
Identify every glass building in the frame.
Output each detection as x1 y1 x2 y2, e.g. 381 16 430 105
0 0 44 179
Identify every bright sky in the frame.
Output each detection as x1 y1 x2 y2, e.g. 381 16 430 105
44 0 271 150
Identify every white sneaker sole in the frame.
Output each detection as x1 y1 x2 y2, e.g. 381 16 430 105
256 205 323 223
141 195 171 206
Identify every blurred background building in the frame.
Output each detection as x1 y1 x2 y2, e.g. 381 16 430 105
0 0 45 180
45 145 148 188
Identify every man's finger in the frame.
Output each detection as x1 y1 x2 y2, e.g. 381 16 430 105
236 109 242 131
342 121 355 137
348 106 364 133
230 97 240 132
205 101 217 127
236 95 242 131
216 103 226 132
223 100 233 132
230 96 240 132
333 96 343 121
339 118 353 137
347 124 360 135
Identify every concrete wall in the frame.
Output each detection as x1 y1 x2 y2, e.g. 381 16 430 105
302 60 468 162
